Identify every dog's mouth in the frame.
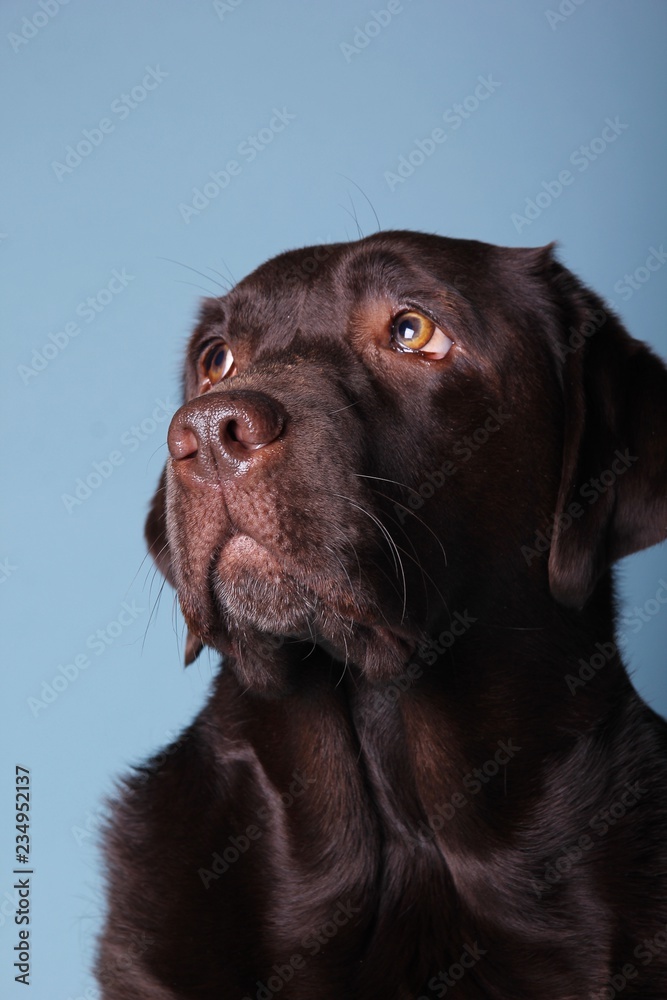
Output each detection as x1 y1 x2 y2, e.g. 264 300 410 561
218 533 284 584
163 439 423 680
174 524 415 680
213 530 385 632
212 532 321 635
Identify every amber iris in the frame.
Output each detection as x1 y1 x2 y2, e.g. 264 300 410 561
201 342 235 386
390 310 453 359
392 310 436 351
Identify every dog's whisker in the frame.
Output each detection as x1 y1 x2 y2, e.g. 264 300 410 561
365 497 450 616
330 492 409 624
171 592 183 646
329 493 400 578
175 278 223 296
354 473 423 498
342 192 364 240
334 641 350 689
336 172 382 233
204 265 233 292
325 545 358 604
140 541 171 594
214 256 237 287
146 443 169 466
157 256 229 294
328 401 361 415
141 575 168 654
380 510 442 620
338 535 364 588
303 616 319 660
368 488 449 571
125 548 160 599
482 624 546 631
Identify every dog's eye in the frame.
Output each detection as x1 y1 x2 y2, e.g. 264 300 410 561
391 310 453 359
200 342 235 388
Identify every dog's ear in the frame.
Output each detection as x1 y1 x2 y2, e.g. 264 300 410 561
545 258 667 609
145 468 204 665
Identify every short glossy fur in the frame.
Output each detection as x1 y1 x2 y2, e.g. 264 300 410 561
97 232 667 999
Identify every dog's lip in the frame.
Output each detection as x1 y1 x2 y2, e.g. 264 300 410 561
217 531 285 573
223 533 269 554
215 532 331 601
181 531 419 673
193 529 414 649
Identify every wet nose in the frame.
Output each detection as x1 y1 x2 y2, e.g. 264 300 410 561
167 389 287 472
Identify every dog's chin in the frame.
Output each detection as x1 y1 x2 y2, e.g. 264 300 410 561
177 534 417 687
212 534 318 635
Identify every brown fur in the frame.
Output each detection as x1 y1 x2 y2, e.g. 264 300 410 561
98 232 667 999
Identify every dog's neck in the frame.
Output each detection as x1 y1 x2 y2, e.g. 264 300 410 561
210 570 632 802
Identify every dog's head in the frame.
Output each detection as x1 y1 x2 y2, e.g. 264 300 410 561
146 232 667 688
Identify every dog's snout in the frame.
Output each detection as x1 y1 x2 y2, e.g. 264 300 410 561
168 390 286 468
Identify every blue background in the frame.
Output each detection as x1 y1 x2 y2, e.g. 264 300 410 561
1 1 666 996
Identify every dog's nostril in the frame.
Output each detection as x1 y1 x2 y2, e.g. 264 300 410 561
226 420 242 444
223 411 284 452
168 425 198 461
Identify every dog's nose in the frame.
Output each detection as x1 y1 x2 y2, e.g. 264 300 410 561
168 390 286 469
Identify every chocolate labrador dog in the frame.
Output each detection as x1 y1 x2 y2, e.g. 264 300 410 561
97 232 667 999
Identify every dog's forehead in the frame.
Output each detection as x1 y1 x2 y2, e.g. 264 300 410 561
194 232 554 356
214 232 490 335
231 231 495 305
